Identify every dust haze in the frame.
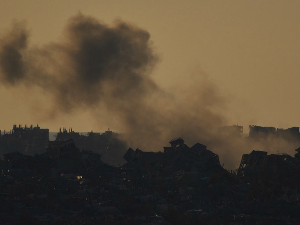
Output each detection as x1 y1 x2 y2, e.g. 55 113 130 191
0 14 298 169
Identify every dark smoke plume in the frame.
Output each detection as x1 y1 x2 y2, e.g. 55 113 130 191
0 21 28 85
3 14 298 170
0 14 233 165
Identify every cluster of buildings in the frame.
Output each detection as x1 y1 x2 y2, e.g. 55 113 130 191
0 125 127 166
219 124 300 141
0 125 49 155
249 125 300 140
54 128 127 166
1 135 300 224
238 150 295 176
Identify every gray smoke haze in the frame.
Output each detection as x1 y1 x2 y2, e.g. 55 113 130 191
0 13 226 144
1 14 297 169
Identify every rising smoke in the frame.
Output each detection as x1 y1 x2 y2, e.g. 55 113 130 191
0 21 28 85
0 13 226 146
1 14 297 169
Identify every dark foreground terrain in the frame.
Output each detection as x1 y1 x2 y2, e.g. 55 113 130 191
1 137 300 224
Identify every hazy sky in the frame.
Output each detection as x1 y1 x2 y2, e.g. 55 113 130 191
1 0 300 133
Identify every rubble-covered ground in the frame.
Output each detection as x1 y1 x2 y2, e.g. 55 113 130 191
1 138 300 224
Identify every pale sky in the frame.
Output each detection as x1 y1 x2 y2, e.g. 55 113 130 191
1 0 300 133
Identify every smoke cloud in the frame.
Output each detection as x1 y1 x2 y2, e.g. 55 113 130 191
0 21 28 85
3 14 296 169
0 13 226 146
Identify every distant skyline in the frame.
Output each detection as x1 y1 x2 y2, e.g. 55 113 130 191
1 0 300 133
